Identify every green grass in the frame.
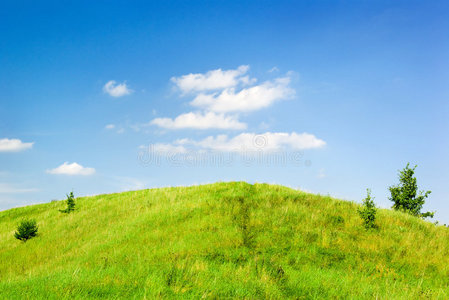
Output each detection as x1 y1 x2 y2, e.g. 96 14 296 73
1 181 449 299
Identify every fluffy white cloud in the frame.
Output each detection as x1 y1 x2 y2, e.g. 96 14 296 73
190 76 294 113
144 66 296 134
150 111 247 130
171 65 253 94
179 132 325 152
105 124 115 130
46 162 95 176
149 132 325 154
103 80 132 97
0 138 34 152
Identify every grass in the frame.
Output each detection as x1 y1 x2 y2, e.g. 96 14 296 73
0 181 448 299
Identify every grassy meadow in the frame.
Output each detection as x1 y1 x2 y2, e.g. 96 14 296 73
0 182 448 299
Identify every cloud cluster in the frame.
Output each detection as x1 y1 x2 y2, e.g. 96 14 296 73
142 65 326 156
146 131 325 154
103 80 132 97
0 138 33 152
46 162 95 176
188 132 325 152
151 65 294 130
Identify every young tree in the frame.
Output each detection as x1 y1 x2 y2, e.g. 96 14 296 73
14 219 38 241
389 163 434 219
61 191 76 213
358 189 377 229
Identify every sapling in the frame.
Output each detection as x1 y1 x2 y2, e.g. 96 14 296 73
389 163 433 219
358 189 377 229
14 219 38 241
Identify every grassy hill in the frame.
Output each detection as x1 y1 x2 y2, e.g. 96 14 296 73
0 182 448 299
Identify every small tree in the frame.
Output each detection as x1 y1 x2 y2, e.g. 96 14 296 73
358 189 377 229
61 191 76 213
14 219 38 241
389 163 433 219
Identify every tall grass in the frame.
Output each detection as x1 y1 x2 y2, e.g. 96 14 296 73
0 182 448 299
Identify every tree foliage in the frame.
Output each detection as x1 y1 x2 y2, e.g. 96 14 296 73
358 189 377 229
389 163 433 219
61 191 76 213
14 219 38 241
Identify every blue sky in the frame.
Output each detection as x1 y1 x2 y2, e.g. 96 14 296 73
1 1 448 220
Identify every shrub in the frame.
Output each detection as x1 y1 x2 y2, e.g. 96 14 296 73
389 163 433 219
358 189 377 229
61 191 76 213
14 219 38 241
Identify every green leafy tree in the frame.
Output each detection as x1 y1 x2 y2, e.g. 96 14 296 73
61 191 76 213
389 163 433 219
14 219 38 241
358 189 377 229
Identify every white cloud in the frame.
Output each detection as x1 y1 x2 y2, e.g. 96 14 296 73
190 76 294 113
105 124 115 130
0 138 34 152
147 132 325 154
150 111 247 130
145 66 296 133
0 183 38 194
46 162 95 176
103 80 132 97
180 132 325 152
171 65 253 94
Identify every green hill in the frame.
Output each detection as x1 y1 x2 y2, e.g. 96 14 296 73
0 182 448 299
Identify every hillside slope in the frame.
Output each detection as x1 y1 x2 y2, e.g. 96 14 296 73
0 182 448 299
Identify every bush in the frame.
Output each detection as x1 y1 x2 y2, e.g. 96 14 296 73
14 219 38 241
389 163 433 219
358 189 377 229
61 191 76 213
